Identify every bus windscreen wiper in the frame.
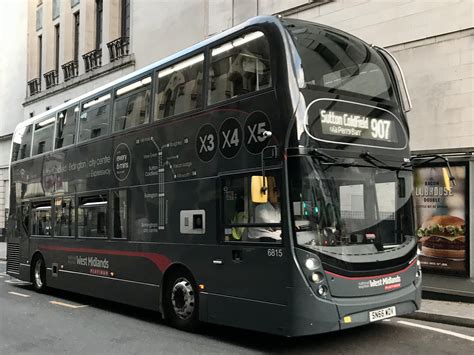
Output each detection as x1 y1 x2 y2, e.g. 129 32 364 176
360 152 412 171
309 149 338 163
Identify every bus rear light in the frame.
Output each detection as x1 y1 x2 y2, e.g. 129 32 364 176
198 284 205 290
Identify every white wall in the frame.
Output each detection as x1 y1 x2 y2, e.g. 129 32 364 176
131 0 208 68
0 0 28 146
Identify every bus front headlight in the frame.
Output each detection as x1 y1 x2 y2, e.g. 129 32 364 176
305 258 319 271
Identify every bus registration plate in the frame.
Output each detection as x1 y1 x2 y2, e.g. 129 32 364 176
369 306 396 322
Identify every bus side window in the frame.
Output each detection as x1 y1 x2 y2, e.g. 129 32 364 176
12 124 33 162
222 174 282 243
32 201 52 236
154 53 204 120
208 31 272 105
113 76 151 132
79 93 111 142
32 117 55 156
56 106 78 149
17 203 30 237
78 194 108 238
54 196 75 237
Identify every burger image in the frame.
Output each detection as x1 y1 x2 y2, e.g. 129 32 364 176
417 215 465 259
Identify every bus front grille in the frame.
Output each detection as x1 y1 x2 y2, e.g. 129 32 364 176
6 243 20 274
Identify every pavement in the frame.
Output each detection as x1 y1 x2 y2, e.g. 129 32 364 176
0 241 471 328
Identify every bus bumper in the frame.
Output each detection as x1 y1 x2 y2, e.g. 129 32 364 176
288 275 421 336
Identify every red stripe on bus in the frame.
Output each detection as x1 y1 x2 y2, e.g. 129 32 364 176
324 259 416 280
39 245 172 272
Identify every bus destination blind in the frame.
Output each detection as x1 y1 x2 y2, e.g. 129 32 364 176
319 109 397 143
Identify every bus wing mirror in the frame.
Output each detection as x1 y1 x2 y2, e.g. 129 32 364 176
251 176 268 204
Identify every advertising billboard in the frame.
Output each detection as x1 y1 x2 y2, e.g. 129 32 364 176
414 165 467 274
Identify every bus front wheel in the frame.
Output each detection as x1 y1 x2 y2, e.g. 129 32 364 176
163 270 199 331
32 256 47 292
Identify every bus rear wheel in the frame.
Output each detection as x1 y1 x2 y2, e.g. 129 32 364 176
163 271 199 331
32 256 47 292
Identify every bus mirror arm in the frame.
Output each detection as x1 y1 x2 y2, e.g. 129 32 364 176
411 154 456 187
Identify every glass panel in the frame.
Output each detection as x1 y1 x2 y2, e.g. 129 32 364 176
79 94 110 142
33 117 55 155
222 173 282 242
287 19 396 102
52 0 60 19
209 31 271 105
56 106 78 148
154 54 204 119
78 195 108 238
32 202 52 236
113 77 151 131
54 197 75 237
112 190 127 238
36 7 43 31
12 124 33 161
290 157 414 259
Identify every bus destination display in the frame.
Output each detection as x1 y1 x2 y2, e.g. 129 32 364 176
320 109 397 143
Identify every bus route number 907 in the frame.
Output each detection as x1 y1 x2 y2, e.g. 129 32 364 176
267 248 283 257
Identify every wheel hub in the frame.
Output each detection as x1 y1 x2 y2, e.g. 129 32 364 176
171 278 195 320
34 260 43 288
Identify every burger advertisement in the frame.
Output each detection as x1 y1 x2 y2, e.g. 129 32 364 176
414 166 467 274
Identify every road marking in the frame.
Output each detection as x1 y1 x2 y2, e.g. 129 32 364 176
382 319 392 322
0 275 4 278
49 300 88 309
397 320 474 342
8 291 31 298
4 279 30 285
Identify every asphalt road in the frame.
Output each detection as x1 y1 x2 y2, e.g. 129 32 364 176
0 261 472 355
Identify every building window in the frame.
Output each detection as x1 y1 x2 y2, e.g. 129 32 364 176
78 195 108 238
38 35 43 80
113 76 151 132
36 6 43 31
121 0 130 38
54 25 60 74
154 54 204 120
95 0 103 50
208 31 272 105
54 197 75 237
71 0 80 8
52 0 60 20
73 12 80 63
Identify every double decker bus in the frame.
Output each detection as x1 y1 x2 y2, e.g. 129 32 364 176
6 16 421 336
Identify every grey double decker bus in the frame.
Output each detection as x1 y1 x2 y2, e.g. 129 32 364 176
7 16 421 336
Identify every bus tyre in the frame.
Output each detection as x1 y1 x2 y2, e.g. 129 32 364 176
32 256 47 292
163 271 199 331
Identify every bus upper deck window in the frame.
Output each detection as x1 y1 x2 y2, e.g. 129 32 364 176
56 106 78 149
33 117 55 156
208 31 271 105
113 76 151 132
12 124 33 162
154 54 204 120
79 93 111 142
